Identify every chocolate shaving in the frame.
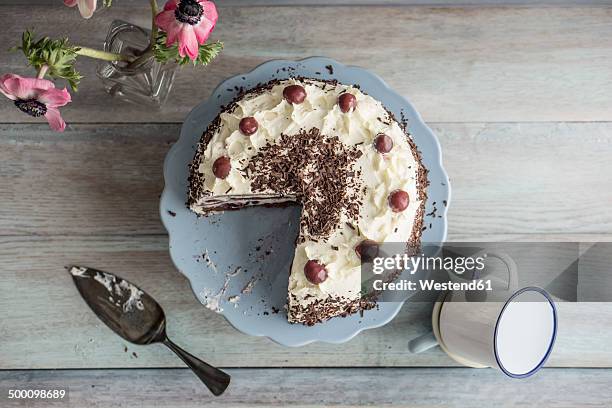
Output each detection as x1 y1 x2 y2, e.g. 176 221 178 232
249 128 362 242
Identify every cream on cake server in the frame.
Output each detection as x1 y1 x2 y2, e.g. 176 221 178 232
188 78 427 325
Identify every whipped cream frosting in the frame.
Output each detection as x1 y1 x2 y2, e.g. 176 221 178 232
190 78 425 322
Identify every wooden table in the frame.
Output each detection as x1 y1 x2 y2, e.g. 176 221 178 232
1 1 612 407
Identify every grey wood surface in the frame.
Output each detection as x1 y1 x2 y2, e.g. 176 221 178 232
1 5 612 123
2 368 612 408
4 1 612 6
1 238 609 369
1 122 612 369
1 2 612 406
1 122 611 237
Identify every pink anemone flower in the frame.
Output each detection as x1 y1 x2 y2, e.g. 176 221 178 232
0 74 72 132
63 0 97 19
155 0 218 60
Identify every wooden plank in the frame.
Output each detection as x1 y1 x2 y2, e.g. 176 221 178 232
2 368 612 407
1 234 611 369
0 123 174 236
4 0 612 5
1 122 611 236
0 6 611 123
0 234 445 369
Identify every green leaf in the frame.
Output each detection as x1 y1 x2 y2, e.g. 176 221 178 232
103 0 113 7
153 32 223 67
13 30 83 91
191 41 224 66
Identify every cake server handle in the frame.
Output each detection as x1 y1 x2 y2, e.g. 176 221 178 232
163 337 231 396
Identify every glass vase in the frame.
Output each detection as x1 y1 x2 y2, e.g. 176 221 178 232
96 20 176 107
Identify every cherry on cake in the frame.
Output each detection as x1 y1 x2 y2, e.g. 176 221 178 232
188 78 427 325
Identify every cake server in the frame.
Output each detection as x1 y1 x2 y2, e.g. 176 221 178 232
68 265 230 396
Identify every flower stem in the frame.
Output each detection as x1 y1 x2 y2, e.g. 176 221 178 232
75 46 131 62
149 0 159 48
126 49 155 70
74 1 159 70
37 64 49 79
123 0 158 70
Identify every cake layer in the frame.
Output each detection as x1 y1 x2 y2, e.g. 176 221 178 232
190 193 296 213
